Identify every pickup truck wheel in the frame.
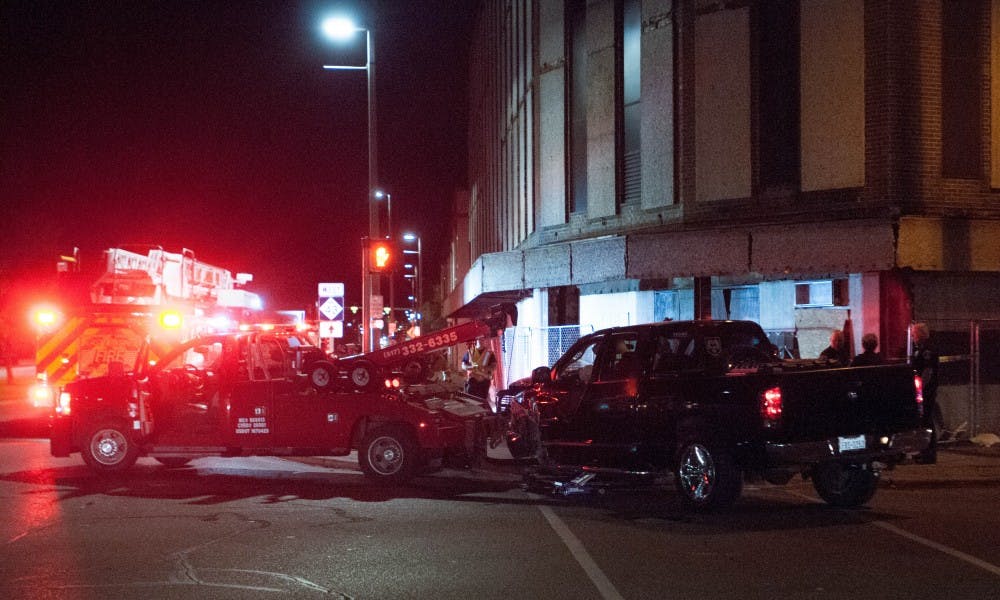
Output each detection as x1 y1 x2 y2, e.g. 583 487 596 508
155 457 191 468
812 462 879 508
81 422 139 474
674 441 742 512
359 427 419 484
350 361 379 391
307 360 336 390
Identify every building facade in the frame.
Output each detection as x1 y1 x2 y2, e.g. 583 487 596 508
444 1 1000 430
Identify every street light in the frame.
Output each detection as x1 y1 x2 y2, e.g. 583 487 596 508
402 232 422 334
374 190 392 239
321 15 379 351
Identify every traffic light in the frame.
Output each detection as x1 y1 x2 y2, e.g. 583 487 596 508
368 239 397 273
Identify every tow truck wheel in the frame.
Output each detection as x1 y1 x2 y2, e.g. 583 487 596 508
812 462 879 508
674 441 742 512
359 427 419 483
350 361 379 391
307 360 337 390
81 421 139 474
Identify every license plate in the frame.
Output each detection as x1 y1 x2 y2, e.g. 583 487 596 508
838 435 866 452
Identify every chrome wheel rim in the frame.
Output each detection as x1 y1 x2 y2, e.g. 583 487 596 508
678 444 715 501
368 436 404 475
91 429 128 466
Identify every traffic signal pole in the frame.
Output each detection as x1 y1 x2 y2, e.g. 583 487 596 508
361 239 371 351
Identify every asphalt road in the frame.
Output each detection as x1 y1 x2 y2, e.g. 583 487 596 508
1 436 999 600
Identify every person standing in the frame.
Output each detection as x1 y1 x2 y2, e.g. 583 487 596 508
0 323 14 385
461 337 496 400
851 333 883 366
819 329 849 364
910 322 939 464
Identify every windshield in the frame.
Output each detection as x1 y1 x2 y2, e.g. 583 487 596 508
152 336 228 375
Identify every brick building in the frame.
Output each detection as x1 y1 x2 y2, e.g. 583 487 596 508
442 1 1000 428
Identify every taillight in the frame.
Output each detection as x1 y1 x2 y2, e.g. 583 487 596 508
55 391 72 416
383 377 401 389
760 386 783 427
913 374 924 415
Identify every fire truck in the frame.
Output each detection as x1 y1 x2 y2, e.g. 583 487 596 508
30 247 262 408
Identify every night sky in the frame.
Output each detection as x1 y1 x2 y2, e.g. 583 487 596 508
1 1 475 320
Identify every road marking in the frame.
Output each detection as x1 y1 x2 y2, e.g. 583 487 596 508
538 505 626 600
782 488 1000 578
871 521 1000 578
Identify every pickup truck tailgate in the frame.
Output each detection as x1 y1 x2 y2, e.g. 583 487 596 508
773 362 921 440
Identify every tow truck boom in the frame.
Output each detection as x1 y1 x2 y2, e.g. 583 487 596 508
335 304 517 390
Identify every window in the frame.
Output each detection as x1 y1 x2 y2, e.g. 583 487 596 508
651 331 697 374
568 0 588 214
620 0 641 205
942 0 982 178
555 335 602 384
599 333 642 380
794 279 848 307
756 1 800 193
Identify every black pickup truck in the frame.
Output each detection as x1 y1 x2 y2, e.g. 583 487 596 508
500 320 930 511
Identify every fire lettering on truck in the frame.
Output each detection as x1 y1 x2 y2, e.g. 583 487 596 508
235 416 270 434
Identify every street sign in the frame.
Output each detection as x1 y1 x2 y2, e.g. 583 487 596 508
319 321 343 339
370 295 383 318
318 282 344 297
318 282 345 339
319 297 343 321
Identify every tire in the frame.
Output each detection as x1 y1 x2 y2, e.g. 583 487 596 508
359 426 419 483
674 441 742 512
81 421 139 474
349 361 379 391
307 360 337 391
155 457 192 468
812 462 879 508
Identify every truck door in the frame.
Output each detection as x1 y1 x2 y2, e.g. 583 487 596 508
261 336 351 449
542 331 644 468
148 337 232 447
224 336 275 447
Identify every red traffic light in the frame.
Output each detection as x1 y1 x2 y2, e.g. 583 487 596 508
368 239 396 273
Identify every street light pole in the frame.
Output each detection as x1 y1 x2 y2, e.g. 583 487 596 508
375 190 393 337
322 17 380 351
403 232 421 333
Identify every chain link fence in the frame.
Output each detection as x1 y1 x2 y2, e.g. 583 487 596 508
919 319 1000 439
499 325 594 388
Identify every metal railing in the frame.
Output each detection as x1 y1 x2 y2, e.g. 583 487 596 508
916 319 1000 439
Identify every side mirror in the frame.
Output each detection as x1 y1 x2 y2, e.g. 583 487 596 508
531 365 551 385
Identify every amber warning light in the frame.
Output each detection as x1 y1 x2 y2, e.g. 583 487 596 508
158 310 183 330
32 307 60 329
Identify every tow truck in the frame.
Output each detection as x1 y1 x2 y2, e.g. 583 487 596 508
50 330 499 482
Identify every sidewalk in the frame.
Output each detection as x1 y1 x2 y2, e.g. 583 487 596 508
880 442 1000 485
